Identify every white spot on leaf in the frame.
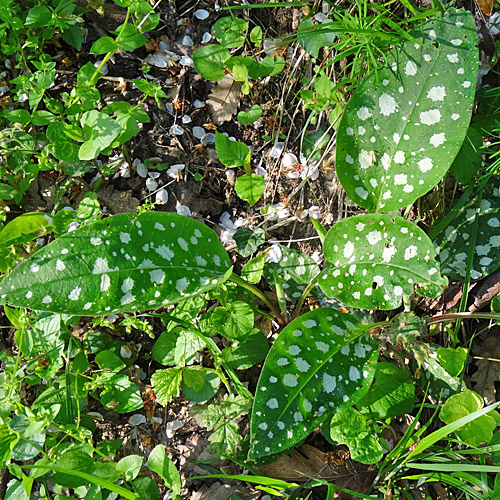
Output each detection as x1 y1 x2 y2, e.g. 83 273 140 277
379 93 398 116
405 60 417 76
430 133 445 147
68 286 81 301
357 107 372 121
420 109 441 125
427 86 446 101
418 158 433 172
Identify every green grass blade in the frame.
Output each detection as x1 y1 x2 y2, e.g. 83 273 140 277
403 400 500 463
21 465 138 499
406 463 500 473
402 473 483 499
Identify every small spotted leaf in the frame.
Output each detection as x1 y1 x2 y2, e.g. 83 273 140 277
433 184 500 280
319 214 447 310
336 8 478 211
248 308 378 460
0 212 232 315
264 245 320 302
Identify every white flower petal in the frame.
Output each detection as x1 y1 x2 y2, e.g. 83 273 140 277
155 188 169 204
146 178 158 191
193 126 206 139
129 414 147 426
194 9 209 20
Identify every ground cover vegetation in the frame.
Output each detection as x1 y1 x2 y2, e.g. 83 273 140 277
2 0 500 498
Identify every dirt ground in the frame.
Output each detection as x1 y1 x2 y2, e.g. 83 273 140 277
4 0 500 498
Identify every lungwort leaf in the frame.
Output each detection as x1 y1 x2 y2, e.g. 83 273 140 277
434 183 500 280
249 308 378 460
264 245 320 302
336 8 478 211
0 213 231 315
319 214 446 310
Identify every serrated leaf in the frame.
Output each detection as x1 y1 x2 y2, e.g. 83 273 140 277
212 17 248 48
329 407 383 464
191 394 251 456
336 8 478 211
319 214 446 310
249 308 378 460
210 301 254 341
434 183 500 280
264 245 320 302
0 212 231 315
151 367 183 405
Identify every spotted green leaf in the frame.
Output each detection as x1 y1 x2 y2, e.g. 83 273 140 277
434 185 500 280
319 214 446 310
0 212 232 315
264 245 320 302
248 308 378 460
336 8 478 211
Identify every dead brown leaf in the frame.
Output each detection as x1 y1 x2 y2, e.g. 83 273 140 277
254 444 375 497
471 336 500 404
206 75 242 125
477 0 493 16
189 482 259 500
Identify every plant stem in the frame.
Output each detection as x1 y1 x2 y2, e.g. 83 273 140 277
147 313 252 399
292 275 320 321
429 312 500 325
88 9 131 87
229 273 285 325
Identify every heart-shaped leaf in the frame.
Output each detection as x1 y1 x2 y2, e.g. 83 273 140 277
336 8 478 211
193 45 231 81
319 213 446 310
0 212 231 315
237 105 262 125
248 308 378 459
234 173 265 206
433 183 500 280
79 110 121 160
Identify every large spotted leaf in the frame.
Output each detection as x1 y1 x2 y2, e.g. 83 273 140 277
0 212 231 315
336 8 478 212
318 214 447 310
433 183 500 280
248 308 378 460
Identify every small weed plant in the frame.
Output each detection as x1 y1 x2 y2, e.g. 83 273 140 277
3 2 500 499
